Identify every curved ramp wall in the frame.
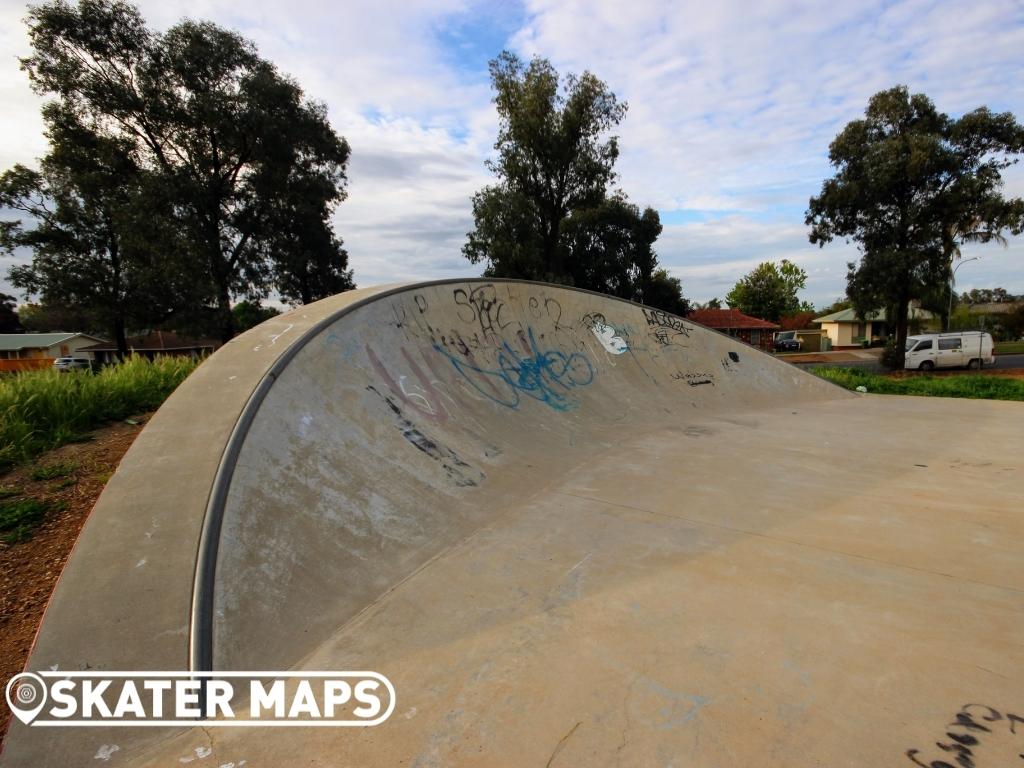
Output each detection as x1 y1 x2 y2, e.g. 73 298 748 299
208 281 842 672
3 280 846 767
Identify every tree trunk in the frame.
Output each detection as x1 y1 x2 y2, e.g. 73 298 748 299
206 205 235 343
217 284 235 343
114 315 128 362
544 216 562 280
300 265 313 305
893 290 911 369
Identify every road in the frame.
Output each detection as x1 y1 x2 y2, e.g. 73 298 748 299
792 352 1024 373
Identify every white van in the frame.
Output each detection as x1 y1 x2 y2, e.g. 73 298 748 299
904 332 995 371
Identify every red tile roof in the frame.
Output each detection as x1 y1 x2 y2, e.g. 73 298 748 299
688 309 779 330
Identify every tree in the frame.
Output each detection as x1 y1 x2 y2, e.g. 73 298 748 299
464 51 686 314
725 260 809 322
807 86 1024 366
1003 304 1024 340
560 195 669 304
779 311 817 331
267 193 354 305
694 297 722 310
464 50 627 281
1 104 188 357
817 298 851 316
17 0 353 342
232 300 280 333
17 302 105 335
642 269 689 316
961 287 1019 304
0 294 23 333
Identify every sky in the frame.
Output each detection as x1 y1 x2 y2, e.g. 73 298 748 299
1 0 1023 308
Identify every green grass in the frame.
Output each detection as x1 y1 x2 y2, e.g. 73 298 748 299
30 461 78 481
994 341 1024 355
0 498 54 543
812 367 1024 401
0 356 199 468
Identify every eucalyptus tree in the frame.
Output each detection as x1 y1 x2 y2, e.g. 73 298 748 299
807 86 1024 365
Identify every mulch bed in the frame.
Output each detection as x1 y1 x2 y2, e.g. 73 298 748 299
0 418 147 746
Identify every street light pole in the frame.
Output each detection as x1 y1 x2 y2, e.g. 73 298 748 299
947 257 981 331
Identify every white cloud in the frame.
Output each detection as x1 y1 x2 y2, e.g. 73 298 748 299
1 0 1022 309
658 216 859 306
507 0 1024 304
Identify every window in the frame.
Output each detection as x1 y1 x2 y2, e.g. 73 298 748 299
938 338 962 350
913 340 933 352
751 330 761 345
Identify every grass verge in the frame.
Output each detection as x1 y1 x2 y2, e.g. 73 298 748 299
994 341 1024 355
0 355 198 468
811 367 1024 401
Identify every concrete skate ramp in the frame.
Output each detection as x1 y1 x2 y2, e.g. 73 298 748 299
4 279 1023 767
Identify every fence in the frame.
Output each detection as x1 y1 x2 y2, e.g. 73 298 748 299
0 359 53 373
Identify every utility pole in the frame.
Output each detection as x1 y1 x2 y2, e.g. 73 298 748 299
947 257 980 331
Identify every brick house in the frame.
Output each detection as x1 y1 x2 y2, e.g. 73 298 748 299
687 309 779 352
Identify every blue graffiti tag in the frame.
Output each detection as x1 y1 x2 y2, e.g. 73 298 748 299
433 328 594 411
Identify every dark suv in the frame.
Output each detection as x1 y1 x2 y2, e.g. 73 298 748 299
773 331 801 352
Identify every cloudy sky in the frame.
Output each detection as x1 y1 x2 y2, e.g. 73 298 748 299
1 0 1023 307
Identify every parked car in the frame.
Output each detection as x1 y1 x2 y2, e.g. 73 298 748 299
52 357 93 371
773 331 802 352
904 332 995 371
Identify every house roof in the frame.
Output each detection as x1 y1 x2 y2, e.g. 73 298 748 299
80 331 220 353
813 307 935 324
812 308 885 323
688 309 779 330
0 332 104 352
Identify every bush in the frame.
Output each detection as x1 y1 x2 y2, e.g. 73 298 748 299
880 339 902 369
0 356 199 468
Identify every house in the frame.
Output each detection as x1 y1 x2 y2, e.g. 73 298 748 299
687 309 780 351
952 301 1024 340
813 306 940 349
0 332 107 372
81 331 220 365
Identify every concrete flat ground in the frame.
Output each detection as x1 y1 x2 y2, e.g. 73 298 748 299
138 396 1023 768
3 281 1021 768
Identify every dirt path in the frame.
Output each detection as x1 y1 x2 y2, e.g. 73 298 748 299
0 418 146 744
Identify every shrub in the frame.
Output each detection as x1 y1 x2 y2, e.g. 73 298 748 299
880 339 902 369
